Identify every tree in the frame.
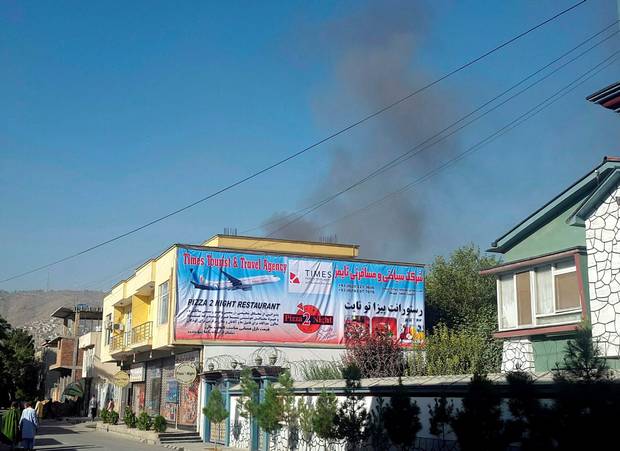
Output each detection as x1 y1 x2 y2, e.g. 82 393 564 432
237 369 296 447
505 371 554 451
553 324 610 382
426 244 500 328
450 374 508 451
0 326 40 402
428 395 454 447
366 397 390 451
334 364 368 450
425 245 502 374
383 382 421 451
312 390 339 448
203 388 229 450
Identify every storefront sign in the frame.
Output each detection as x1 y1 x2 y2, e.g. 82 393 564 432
129 363 145 382
175 363 197 385
175 247 425 345
112 370 130 387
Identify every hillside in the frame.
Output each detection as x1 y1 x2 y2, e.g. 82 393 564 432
0 290 105 343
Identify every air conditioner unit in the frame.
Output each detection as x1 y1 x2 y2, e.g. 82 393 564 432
112 323 124 332
104 320 113 330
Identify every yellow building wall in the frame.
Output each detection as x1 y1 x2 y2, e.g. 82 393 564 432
202 235 359 258
151 246 177 349
131 295 151 328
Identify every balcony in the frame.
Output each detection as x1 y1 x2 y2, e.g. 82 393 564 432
110 334 125 353
108 321 153 355
128 321 153 351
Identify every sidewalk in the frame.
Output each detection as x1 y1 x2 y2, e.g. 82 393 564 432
163 443 242 451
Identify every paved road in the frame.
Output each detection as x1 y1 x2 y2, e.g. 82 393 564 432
0 421 167 451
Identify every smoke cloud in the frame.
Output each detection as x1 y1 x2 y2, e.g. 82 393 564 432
262 1 460 261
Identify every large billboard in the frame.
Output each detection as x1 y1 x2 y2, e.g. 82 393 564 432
175 247 424 345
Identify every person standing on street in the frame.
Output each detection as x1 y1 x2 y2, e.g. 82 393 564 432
106 398 115 412
89 395 98 420
19 401 38 451
1 401 21 450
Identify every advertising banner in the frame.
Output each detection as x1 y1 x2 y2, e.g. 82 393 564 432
175 247 424 345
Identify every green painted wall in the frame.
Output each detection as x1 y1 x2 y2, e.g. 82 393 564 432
532 337 571 372
503 207 585 263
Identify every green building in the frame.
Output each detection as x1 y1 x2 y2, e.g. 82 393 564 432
484 156 620 372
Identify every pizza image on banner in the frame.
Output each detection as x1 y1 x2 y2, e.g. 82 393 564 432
174 247 425 345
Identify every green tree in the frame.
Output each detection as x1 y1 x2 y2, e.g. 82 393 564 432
425 245 502 374
203 388 229 450
312 390 339 449
450 374 508 451
428 395 454 447
553 324 610 382
1 327 40 401
334 364 368 450
366 397 390 451
383 382 421 451
237 369 296 447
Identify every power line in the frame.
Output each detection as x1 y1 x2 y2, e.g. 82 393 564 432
0 1 585 285
314 50 620 233
247 24 619 242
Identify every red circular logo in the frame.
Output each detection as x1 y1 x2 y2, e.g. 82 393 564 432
296 304 321 334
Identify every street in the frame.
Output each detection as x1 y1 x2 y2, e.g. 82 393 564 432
1 421 171 451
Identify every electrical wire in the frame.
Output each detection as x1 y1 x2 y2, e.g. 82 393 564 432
244 25 619 246
0 1 586 284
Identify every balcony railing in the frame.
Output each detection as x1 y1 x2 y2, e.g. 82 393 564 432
108 321 153 352
110 334 124 352
130 321 153 345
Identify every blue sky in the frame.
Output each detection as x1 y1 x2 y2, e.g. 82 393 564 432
1 0 619 292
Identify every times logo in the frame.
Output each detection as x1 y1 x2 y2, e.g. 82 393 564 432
288 259 334 294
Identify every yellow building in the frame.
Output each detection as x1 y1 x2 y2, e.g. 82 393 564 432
101 235 360 429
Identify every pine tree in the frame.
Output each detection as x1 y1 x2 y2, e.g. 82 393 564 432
383 382 421 451
553 324 610 382
334 363 368 450
312 390 339 449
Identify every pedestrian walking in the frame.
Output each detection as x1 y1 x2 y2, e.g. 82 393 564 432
0 401 21 450
34 398 45 419
19 401 38 451
89 395 98 420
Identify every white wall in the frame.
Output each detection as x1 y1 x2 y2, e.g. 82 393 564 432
202 344 346 380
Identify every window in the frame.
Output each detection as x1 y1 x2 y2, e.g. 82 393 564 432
497 259 581 330
516 272 533 326
105 313 112 345
158 280 170 325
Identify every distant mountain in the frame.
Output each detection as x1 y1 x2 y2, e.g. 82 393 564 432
0 290 105 343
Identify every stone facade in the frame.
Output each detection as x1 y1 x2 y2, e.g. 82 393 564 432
585 182 620 358
501 338 535 372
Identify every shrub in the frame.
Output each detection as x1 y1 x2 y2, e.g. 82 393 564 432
153 415 167 433
298 360 343 381
100 408 109 424
109 410 119 425
344 323 405 378
124 406 137 428
136 411 152 431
